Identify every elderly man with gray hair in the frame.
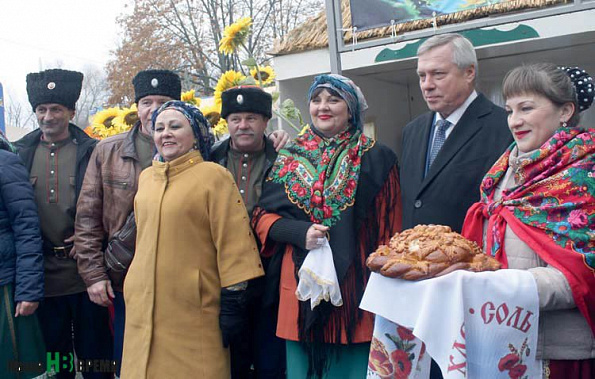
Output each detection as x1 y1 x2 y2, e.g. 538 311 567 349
398 33 513 378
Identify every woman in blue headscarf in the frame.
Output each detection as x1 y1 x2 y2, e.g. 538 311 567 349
121 101 264 378
253 75 402 378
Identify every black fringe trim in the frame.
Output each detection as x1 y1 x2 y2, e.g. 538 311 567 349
295 167 401 378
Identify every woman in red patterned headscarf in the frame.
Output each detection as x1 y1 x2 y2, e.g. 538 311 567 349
463 63 595 378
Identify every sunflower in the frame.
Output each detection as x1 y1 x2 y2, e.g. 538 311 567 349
83 125 101 139
213 118 229 137
250 66 276 86
219 17 252 55
124 104 139 125
214 70 246 106
200 103 222 127
112 105 138 131
90 107 122 139
181 89 201 107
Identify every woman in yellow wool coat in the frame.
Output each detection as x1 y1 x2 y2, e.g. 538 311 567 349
120 101 264 378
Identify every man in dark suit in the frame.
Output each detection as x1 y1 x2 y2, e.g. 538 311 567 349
401 33 513 233
400 33 514 379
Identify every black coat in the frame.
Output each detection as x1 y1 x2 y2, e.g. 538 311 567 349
0 150 44 302
14 123 97 205
400 93 513 232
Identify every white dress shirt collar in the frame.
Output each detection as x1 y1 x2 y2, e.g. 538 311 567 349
434 90 478 139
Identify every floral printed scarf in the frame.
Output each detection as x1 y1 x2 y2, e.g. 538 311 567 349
463 127 595 333
267 125 373 227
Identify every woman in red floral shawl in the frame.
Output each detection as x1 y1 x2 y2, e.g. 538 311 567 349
252 74 402 378
463 63 595 378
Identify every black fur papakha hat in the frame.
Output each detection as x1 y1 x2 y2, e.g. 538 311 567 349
132 69 181 103
26 69 84 111
221 86 273 119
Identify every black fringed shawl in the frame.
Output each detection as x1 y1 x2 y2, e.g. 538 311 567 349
253 128 401 378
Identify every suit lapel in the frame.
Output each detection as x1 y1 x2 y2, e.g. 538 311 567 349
401 112 434 191
419 94 491 194
418 114 434 180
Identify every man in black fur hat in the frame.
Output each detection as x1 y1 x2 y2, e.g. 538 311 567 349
14 69 112 378
211 85 287 379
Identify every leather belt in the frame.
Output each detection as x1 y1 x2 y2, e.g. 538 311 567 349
43 240 73 259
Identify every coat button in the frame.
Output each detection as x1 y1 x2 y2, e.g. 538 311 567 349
414 200 422 209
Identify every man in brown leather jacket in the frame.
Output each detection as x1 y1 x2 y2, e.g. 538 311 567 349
75 69 182 375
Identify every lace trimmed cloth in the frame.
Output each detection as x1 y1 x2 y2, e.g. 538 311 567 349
296 238 343 310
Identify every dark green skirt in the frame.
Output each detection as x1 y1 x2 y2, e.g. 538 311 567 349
1 283 46 379
286 340 370 379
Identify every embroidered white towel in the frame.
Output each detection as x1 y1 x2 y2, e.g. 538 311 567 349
367 315 431 378
361 270 541 378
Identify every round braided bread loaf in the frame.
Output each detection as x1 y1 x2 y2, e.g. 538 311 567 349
366 224 501 280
